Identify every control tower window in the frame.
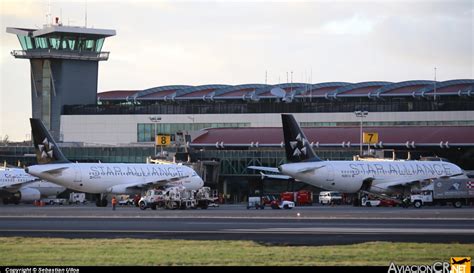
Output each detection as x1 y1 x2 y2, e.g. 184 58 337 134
61 40 68 50
34 37 48 49
15 36 106 52
49 37 60 49
67 39 76 50
95 38 105 52
17 36 33 50
85 39 95 51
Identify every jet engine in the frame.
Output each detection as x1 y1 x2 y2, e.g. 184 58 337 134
18 188 41 202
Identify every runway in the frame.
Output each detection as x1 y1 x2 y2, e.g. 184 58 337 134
0 205 473 245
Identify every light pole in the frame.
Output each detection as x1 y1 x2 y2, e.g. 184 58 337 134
354 110 368 156
434 67 437 101
149 116 161 157
187 115 195 131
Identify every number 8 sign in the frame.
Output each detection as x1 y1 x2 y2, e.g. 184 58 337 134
156 135 170 146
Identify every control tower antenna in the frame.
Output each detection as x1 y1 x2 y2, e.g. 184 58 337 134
46 0 52 26
85 0 88 27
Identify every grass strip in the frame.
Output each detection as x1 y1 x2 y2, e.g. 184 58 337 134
0 237 473 266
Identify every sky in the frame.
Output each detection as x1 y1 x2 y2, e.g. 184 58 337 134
0 0 472 141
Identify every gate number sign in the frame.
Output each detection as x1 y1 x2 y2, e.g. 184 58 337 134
363 132 379 144
156 135 170 146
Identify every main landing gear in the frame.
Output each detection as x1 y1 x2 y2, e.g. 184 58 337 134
95 194 108 207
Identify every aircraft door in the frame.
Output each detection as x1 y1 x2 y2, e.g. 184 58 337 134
326 164 334 181
73 164 82 182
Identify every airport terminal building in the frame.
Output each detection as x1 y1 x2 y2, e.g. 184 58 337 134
3 23 474 203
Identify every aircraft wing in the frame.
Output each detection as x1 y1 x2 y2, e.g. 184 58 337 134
248 166 290 180
260 172 292 180
40 166 69 175
1 181 30 190
0 179 40 191
372 171 468 192
372 179 419 192
296 165 325 173
123 175 190 190
248 166 299 181
247 166 280 173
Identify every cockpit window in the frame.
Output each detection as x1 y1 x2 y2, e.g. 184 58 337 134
192 172 197 177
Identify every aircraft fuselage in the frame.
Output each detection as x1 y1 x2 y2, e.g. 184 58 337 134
280 160 464 193
27 163 203 194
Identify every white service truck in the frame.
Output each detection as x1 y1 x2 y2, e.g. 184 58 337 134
318 191 343 205
139 186 217 210
41 197 67 205
410 178 474 208
69 192 87 205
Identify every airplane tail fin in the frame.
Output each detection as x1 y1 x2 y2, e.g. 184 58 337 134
30 118 69 164
281 114 321 163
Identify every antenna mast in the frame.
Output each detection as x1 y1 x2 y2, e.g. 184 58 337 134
46 0 52 26
85 0 88 27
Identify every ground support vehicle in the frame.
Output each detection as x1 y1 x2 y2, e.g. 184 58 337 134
410 178 474 208
163 186 195 209
271 200 295 209
139 186 217 210
139 189 164 210
118 198 135 206
194 187 217 209
319 191 342 205
69 192 87 205
359 190 403 207
41 197 67 205
281 191 313 206
360 197 381 207
247 196 265 209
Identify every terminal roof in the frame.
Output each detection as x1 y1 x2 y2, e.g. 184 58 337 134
98 79 474 101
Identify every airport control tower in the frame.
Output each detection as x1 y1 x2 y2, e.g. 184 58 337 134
7 19 115 141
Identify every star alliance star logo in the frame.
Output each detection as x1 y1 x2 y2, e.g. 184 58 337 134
38 137 54 159
290 133 307 158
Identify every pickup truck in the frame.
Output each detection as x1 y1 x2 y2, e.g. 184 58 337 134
42 198 67 205
270 200 295 209
361 198 381 207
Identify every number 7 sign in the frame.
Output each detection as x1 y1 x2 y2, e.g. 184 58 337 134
363 132 379 144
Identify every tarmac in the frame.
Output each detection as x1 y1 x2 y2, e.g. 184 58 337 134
0 204 473 245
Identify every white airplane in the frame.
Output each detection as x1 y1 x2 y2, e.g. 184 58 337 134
249 114 466 194
25 118 204 207
0 167 66 204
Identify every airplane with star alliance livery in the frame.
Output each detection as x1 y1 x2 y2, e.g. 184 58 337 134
1 167 66 204
26 119 204 207
249 114 466 194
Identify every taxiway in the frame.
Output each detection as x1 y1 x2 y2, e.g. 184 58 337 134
0 205 472 245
